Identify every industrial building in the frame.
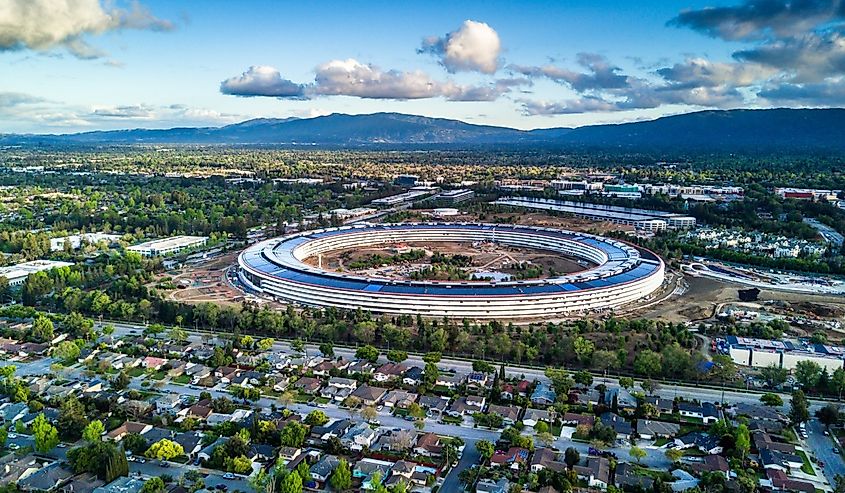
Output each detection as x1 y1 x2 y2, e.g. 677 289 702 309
494 197 696 230
237 223 664 319
127 235 208 257
371 188 437 206
434 189 475 205
393 174 420 187
0 260 75 287
726 336 844 372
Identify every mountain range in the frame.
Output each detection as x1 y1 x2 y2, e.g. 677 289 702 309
3 108 844 152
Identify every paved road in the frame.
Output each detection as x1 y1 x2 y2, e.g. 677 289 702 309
807 419 845 485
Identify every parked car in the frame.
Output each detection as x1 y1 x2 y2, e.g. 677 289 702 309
222 473 235 480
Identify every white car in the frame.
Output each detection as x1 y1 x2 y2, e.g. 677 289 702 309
222 473 235 480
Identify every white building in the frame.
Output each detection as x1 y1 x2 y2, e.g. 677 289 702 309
127 236 208 257
50 233 122 252
0 260 75 287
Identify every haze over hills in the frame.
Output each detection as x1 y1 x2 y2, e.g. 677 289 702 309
3 108 844 151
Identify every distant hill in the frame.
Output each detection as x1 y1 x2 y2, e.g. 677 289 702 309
2 108 844 151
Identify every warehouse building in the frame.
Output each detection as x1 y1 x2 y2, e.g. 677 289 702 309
0 260 75 287
726 336 844 372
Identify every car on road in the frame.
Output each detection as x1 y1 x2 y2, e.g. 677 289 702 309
159 461 170 468
8 433 17 439
834 447 841 454
216 485 228 491
222 473 235 480
8 444 19 451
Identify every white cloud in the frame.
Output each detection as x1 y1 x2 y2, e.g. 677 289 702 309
0 0 173 59
219 65 306 98
219 60 526 102
419 20 501 74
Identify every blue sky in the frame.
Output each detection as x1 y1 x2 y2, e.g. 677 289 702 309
1 0 843 132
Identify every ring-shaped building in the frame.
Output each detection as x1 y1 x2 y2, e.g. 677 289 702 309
237 223 664 319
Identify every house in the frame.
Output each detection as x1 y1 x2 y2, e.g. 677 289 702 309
92 476 146 493
180 401 213 421
491 447 529 470
292 376 322 394
435 373 464 389
562 412 594 428
575 389 601 406
616 462 654 490
531 448 567 473
312 419 353 441
765 469 815 493
0 402 29 423
607 387 638 414
0 454 52 485
172 431 204 457
215 366 240 384
447 396 485 417
476 478 509 493
418 395 449 417
374 362 407 382
310 455 340 484
760 448 803 472
731 403 785 422
414 433 443 457
678 402 720 423
402 367 423 386
466 371 491 389
351 385 388 407
486 404 520 426
673 432 723 454
531 382 556 406
637 420 680 440
106 421 152 441
754 432 796 454
327 377 358 391
197 437 228 462
320 385 354 403
599 412 633 441
644 396 674 414
347 360 373 375
353 458 393 490
155 394 183 414
277 447 301 465
689 454 730 478
167 360 188 377
185 364 211 383
382 390 418 409
523 408 551 428
142 356 167 370
341 422 379 451
575 456 611 489
18 462 74 492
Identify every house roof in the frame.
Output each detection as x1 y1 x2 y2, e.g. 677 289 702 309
637 420 680 437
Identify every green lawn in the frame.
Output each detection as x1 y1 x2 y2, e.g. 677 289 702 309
797 450 815 476
295 392 312 403
654 437 672 447
127 367 145 377
172 374 191 384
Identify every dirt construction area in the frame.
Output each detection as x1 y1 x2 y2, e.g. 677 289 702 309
305 241 588 280
152 252 251 308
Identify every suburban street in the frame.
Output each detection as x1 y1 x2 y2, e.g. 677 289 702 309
2 319 836 490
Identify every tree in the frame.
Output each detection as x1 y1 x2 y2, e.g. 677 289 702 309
760 393 784 407
31 315 54 343
665 448 683 463
58 396 88 440
640 379 659 395
817 404 841 427
537 432 555 447
630 446 646 464
564 447 580 469
141 477 166 493
112 371 130 390
735 424 750 461
789 390 810 425
760 365 789 389
53 340 81 363
319 342 334 357
573 336 595 363
145 439 184 461
618 377 634 390
472 361 495 374
833 368 845 399
304 410 329 426
387 350 407 363
279 471 302 493
795 360 823 390
279 421 308 448
330 459 352 491
361 406 378 422
476 440 495 462
33 413 59 452
257 338 275 351
168 327 188 342
573 370 593 387
422 352 441 364
355 345 379 363
82 420 105 443
634 350 662 377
